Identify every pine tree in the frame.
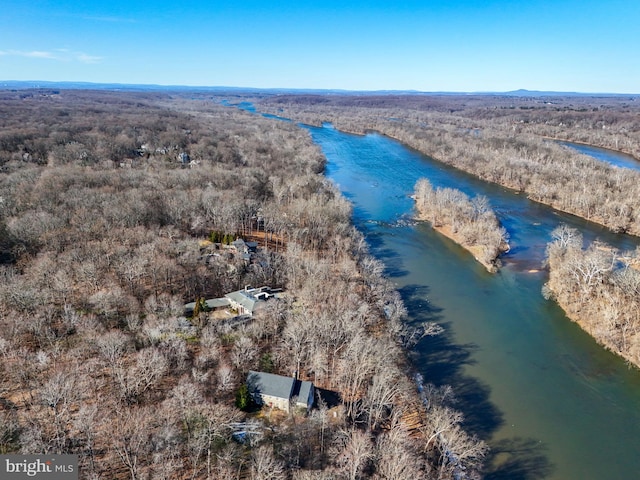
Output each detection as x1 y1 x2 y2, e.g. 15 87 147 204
235 384 252 411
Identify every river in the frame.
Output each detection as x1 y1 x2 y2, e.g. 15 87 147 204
558 140 640 171
305 124 640 480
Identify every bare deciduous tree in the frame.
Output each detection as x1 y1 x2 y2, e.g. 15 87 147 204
374 426 428 480
334 428 375 480
40 369 78 451
110 407 154 480
250 445 286 480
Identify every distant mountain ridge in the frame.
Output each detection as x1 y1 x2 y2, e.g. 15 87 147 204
0 80 637 97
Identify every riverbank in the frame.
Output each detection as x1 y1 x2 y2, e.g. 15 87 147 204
254 99 640 238
545 232 640 369
302 116 640 480
546 282 640 369
552 293 639 369
421 217 502 272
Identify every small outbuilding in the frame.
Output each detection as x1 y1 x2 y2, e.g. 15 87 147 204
178 152 190 165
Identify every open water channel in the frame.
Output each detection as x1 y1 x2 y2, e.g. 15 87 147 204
303 124 640 480
558 141 640 172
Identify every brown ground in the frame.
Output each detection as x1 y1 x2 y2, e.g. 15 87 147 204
244 230 287 251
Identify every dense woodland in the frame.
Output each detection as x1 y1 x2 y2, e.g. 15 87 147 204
413 178 509 272
0 90 487 479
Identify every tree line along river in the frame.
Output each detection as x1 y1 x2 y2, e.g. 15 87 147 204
233 99 640 479
304 123 640 480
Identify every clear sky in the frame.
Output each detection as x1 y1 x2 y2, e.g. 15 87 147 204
1 0 639 93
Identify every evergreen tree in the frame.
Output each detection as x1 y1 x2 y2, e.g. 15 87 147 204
235 384 252 411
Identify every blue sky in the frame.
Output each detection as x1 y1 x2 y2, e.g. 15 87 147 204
1 0 639 92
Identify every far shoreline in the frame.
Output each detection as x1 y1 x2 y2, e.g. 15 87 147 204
259 112 640 239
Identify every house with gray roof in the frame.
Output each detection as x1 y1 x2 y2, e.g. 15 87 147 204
247 371 315 413
183 297 231 317
232 238 259 254
184 286 283 318
225 286 281 316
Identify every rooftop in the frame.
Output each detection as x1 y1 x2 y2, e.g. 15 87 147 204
247 371 295 401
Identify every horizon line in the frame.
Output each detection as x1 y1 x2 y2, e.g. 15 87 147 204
1 80 638 97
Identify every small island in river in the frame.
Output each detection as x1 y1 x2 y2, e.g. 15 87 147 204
413 178 509 272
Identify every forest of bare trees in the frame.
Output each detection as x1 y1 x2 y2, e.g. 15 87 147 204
0 90 486 479
545 224 640 367
413 178 509 272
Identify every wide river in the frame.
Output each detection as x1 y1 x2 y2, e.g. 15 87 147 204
304 124 640 480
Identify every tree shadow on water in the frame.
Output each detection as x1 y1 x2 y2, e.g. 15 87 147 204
358 227 410 277
399 284 503 437
485 437 555 480
399 283 554 478
379 247 409 278
414 332 504 439
397 284 444 325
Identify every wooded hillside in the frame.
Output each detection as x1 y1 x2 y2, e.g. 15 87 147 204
0 90 485 479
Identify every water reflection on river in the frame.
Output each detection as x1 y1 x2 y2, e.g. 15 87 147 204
308 124 640 480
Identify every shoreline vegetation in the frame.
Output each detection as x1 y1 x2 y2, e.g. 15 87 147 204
253 93 640 369
413 179 509 272
256 95 640 237
545 225 640 369
0 89 487 479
